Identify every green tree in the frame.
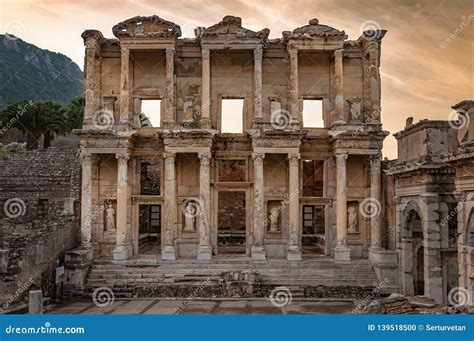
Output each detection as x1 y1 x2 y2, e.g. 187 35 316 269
66 96 84 130
0 100 69 150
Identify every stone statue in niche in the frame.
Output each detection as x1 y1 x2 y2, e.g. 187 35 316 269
183 96 194 121
268 206 281 232
105 202 116 231
347 205 359 233
183 202 196 232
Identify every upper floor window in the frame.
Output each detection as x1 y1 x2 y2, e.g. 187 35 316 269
302 99 324 128
221 99 244 133
140 99 161 127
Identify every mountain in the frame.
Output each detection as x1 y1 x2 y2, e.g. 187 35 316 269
0 34 83 110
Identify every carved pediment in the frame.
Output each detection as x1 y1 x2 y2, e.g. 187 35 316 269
112 15 181 39
199 16 269 45
283 18 347 41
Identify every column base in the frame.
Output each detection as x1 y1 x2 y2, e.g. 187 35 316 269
197 245 212 261
251 246 266 261
161 245 176 261
113 244 131 261
368 246 384 262
331 119 346 126
334 245 351 262
287 249 302 261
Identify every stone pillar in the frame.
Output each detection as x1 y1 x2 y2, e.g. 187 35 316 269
252 152 266 260
333 49 345 125
335 152 350 261
197 152 212 261
288 47 300 123
113 153 131 261
369 154 383 253
84 45 97 125
28 290 43 314
164 47 175 127
119 47 130 124
288 152 302 261
201 48 211 129
80 153 96 248
253 45 263 123
162 152 177 260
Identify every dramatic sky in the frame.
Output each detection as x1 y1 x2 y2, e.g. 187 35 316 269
1 0 472 159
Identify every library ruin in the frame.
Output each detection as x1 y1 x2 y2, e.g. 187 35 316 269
1 15 473 309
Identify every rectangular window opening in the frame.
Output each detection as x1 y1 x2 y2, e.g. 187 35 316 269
221 99 244 133
140 99 161 127
302 160 324 197
302 99 324 128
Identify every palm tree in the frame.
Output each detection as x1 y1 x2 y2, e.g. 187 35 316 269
0 100 69 150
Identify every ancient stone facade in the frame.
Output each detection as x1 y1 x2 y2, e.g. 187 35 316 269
73 15 388 268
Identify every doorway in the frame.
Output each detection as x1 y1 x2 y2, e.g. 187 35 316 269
217 191 246 254
301 205 325 255
138 204 161 254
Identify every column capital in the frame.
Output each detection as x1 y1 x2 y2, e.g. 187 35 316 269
288 152 300 166
334 48 344 59
165 47 175 57
198 151 212 162
80 152 98 165
120 46 130 57
252 152 265 164
115 152 130 162
335 152 348 167
163 151 176 160
370 154 382 168
288 46 298 56
202 48 210 59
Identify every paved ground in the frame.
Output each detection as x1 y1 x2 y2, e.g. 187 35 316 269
47 298 355 314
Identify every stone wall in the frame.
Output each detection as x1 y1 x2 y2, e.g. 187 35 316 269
0 147 81 308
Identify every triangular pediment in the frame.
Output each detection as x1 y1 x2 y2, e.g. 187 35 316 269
112 15 181 39
199 16 269 44
283 18 346 41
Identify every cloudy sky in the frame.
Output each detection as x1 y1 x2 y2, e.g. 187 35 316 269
1 0 472 158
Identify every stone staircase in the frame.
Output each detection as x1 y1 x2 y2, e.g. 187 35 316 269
84 255 380 299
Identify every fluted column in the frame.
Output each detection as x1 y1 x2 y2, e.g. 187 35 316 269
252 152 266 260
253 45 263 123
288 152 302 261
80 153 96 248
113 152 131 260
370 154 383 251
84 46 97 125
289 47 300 123
164 47 175 127
333 49 345 125
335 152 350 261
201 48 211 129
119 47 130 124
197 152 212 261
162 151 177 260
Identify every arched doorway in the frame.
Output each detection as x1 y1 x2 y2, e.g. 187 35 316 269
401 202 425 296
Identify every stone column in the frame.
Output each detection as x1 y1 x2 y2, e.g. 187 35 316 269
201 48 211 129
335 152 350 261
252 152 266 260
84 45 97 125
369 154 383 252
119 47 130 124
162 152 177 260
113 153 131 260
253 45 263 124
368 49 381 123
288 152 302 261
197 152 212 261
333 49 345 125
164 47 175 128
80 153 96 248
289 47 300 123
